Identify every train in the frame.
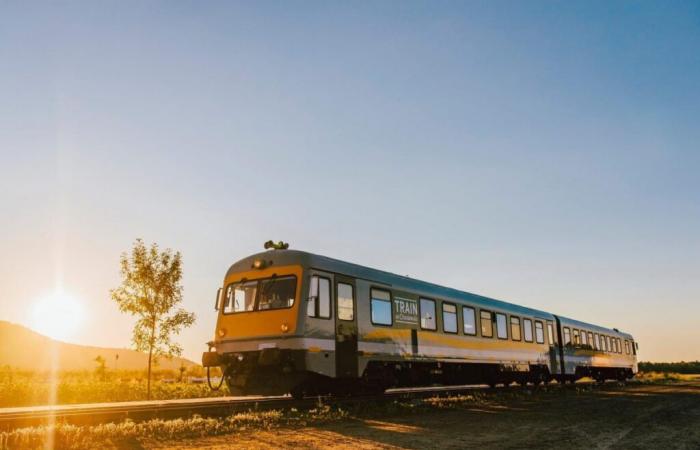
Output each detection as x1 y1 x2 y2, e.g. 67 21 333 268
202 245 638 398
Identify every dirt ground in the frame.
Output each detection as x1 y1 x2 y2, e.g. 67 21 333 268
146 380 700 450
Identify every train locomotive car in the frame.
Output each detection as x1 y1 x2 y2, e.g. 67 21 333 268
202 247 638 398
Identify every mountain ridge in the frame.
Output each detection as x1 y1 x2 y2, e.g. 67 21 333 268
0 320 198 371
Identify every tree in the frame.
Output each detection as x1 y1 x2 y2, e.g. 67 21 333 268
110 239 196 399
94 355 107 381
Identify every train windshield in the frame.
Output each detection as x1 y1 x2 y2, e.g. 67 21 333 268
223 276 296 314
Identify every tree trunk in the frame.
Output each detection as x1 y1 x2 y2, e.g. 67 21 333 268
147 345 153 400
147 317 156 400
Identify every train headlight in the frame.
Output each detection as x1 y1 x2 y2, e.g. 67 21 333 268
218 328 227 337
280 323 289 333
252 259 267 269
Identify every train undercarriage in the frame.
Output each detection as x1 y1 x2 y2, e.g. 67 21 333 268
208 349 634 399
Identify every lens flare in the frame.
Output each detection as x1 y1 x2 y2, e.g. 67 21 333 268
31 290 85 341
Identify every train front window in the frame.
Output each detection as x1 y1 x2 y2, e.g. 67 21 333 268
258 276 296 310
226 280 258 313
224 276 297 314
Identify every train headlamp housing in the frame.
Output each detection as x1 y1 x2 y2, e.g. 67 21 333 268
252 259 267 270
280 323 289 333
217 328 227 337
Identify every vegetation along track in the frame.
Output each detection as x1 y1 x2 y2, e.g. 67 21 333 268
0 381 622 430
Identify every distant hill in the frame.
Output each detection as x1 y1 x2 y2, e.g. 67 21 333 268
0 321 197 371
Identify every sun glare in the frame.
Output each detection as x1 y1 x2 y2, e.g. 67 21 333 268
31 291 85 341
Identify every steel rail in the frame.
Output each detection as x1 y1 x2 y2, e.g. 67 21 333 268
0 381 606 430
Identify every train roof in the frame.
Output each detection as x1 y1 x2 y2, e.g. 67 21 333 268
226 249 633 338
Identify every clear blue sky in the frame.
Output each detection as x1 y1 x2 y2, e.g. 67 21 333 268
1 1 698 362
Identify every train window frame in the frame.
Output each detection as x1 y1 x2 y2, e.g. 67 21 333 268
587 332 594 349
605 336 611 352
480 309 494 338
510 316 522 341
617 338 622 354
546 321 555 345
625 340 630 355
462 306 477 336
534 320 545 344
495 313 508 340
419 297 437 331
573 329 580 346
223 275 298 315
370 288 393 326
594 333 600 350
581 330 588 346
523 318 533 343
307 275 332 319
442 302 458 334
563 327 571 346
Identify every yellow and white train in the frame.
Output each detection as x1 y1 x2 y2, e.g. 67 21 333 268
202 247 638 398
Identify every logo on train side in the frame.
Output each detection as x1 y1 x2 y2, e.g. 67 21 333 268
394 297 418 325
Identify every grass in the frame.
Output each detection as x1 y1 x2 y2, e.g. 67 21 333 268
3 379 694 449
0 367 227 408
634 371 699 383
0 404 348 450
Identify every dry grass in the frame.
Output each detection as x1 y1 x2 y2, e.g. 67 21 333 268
634 371 699 383
0 367 226 408
0 405 348 450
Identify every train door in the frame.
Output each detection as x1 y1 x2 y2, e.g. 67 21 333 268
334 276 358 378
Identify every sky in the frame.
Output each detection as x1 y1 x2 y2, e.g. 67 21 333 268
1 1 698 363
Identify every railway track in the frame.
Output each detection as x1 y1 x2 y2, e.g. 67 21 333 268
0 381 605 430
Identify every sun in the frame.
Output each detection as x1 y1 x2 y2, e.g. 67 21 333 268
31 291 85 341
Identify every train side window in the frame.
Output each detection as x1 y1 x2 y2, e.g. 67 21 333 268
337 283 354 321
588 332 594 348
463 306 477 335
510 316 521 341
420 298 437 331
442 303 458 334
563 327 571 345
523 318 533 342
480 310 493 338
496 313 508 340
605 336 611 352
534 321 544 344
307 276 332 319
581 330 588 347
594 333 600 350
370 289 392 326
617 338 622 353
632 341 637 355
546 321 555 345
573 329 580 346
625 340 630 355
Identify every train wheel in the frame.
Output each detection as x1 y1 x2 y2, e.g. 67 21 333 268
290 385 306 401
